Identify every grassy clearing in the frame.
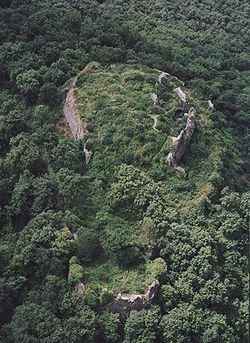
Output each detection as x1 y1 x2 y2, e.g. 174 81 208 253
83 255 166 295
83 258 150 294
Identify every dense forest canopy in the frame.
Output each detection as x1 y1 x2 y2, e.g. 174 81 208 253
0 0 249 342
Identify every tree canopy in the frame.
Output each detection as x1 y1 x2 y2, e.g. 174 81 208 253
0 0 249 342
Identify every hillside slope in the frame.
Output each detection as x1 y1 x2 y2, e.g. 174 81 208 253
0 0 248 342
59 62 225 297
75 62 223 206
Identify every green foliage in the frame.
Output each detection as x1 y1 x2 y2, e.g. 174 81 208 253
138 217 157 245
0 0 248 342
0 276 26 324
68 257 84 286
51 227 74 256
99 288 114 306
146 258 167 280
83 258 154 295
124 307 160 343
101 220 142 267
38 82 60 107
50 139 83 172
16 69 40 103
84 288 99 308
12 211 73 279
76 228 100 263
11 303 60 343
160 304 236 343
97 312 120 343
54 168 86 209
11 301 97 343
4 133 41 175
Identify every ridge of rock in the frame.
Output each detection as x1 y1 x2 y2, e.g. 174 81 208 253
166 107 196 174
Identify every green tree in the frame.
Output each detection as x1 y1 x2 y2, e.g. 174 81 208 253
4 133 42 176
102 221 141 266
38 82 59 107
11 303 60 343
97 312 120 343
50 139 83 172
12 211 72 279
124 307 160 343
76 228 100 262
0 276 26 324
54 168 86 209
16 69 40 103
68 256 84 286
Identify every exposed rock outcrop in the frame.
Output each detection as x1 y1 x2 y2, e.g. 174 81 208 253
75 282 85 295
84 145 93 165
145 246 159 259
208 100 214 109
63 77 93 165
151 92 158 105
98 280 159 318
166 107 196 174
64 88 85 139
158 72 169 84
145 280 159 301
174 87 187 111
151 115 159 132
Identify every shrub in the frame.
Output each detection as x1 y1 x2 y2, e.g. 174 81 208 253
68 257 84 285
76 228 100 262
99 288 114 306
84 288 99 307
146 258 167 279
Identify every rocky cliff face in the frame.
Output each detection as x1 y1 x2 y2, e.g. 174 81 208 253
151 92 158 105
208 100 214 108
63 88 85 139
174 87 187 110
75 282 85 295
63 78 93 165
166 107 196 174
158 72 169 84
98 280 159 318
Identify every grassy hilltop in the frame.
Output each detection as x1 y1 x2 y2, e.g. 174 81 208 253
77 62 223 206
69 62 225 294
0 0 248 341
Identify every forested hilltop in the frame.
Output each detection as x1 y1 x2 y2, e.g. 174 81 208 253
0 1 249 342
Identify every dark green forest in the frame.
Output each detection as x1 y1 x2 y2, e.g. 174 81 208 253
0 0 249 342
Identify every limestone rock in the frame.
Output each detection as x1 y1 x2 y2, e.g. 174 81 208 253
151 92 158 105
150 115 159 132
174 87 187 110
145 246 159 259
166 107 196 172
145 280 159 301
75 282 85 295
98 280 160 318
84 145 93 165
158 72 169 84
63 77 93 165
208 100 214 108
63 88 85 139
72 232 78 240
174 87 187 103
